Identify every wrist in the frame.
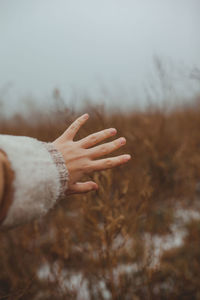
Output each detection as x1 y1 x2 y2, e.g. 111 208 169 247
42 142 69 198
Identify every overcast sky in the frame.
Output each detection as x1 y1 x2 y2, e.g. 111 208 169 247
0 0 200 114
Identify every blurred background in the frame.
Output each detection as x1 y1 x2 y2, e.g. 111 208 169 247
0 0 200 115
0 1 200 299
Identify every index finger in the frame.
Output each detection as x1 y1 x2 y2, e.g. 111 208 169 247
62 114 89 140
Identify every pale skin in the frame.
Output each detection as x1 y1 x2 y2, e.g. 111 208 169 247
52 113 131 195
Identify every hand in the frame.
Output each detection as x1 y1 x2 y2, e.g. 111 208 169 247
52 113 131 195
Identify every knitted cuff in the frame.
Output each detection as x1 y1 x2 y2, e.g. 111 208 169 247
42 142 69 199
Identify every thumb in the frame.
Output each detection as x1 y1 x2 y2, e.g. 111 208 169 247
68 181 98 194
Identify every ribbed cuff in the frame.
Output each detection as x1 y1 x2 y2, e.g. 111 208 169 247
42 143 69 199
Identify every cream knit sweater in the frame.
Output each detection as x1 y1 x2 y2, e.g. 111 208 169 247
0 134 69 228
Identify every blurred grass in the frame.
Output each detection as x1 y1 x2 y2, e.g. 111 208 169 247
0 94 200 299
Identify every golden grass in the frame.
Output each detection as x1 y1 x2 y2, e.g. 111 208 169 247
0 96 200 299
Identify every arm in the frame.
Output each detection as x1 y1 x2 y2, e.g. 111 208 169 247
0 135 68 229
0 113 131 229
0 150 15 225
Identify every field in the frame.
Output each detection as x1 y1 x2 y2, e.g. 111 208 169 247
0 96 200 300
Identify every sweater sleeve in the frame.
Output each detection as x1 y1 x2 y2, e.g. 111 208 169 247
0 134 69 229
0 150 15 226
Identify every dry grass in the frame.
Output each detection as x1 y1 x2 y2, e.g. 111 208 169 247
0 96 200 300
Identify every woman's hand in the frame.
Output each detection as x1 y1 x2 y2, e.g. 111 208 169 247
52 113 131 195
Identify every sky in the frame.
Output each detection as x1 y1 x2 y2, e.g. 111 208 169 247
0 0 200 114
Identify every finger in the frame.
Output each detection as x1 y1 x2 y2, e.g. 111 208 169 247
62 113 89 140
88 137 126 159
69 181 98 194
91 154 131 172
80 128 117 148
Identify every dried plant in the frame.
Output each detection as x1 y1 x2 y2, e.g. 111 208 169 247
0 95 200 300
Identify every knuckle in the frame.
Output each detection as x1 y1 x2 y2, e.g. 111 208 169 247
104 129 109 136
114 139 119 146
83 162 92 173
90 134 97 143
70 124 76 131
114 140 120 148
86 167 92 174
106 159 113 168
101 145 108 155
73 120 81 128
104 130 110 138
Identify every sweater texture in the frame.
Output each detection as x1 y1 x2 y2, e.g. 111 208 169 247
0 134 69 228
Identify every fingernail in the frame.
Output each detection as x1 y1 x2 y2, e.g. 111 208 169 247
124 155 131 161
110 128 117 135
83 113 89 119
120 137 126 145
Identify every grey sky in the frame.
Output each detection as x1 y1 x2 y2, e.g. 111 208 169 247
0 0 200 113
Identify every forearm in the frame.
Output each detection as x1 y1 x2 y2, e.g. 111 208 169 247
0 135 69 229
